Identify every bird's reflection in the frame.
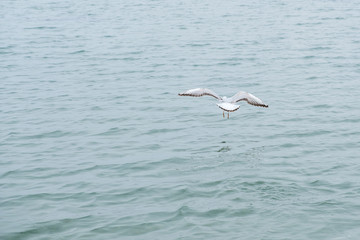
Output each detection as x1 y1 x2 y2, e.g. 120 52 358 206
217 141 231 152
217 146 231 152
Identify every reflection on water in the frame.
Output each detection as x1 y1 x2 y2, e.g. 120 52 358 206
217 146 231 152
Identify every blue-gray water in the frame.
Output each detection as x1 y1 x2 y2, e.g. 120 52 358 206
1 0 360 239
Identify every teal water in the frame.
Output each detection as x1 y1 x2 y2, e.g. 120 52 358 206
1 0 360 239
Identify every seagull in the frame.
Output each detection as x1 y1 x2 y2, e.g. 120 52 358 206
178 88 268 118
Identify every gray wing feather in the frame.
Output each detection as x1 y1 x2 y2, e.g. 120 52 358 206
230 91 268 107
178 88 222 100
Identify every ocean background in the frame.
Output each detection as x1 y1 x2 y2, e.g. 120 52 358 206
1 0 360 239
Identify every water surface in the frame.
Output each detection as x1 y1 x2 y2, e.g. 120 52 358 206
1 0 360 239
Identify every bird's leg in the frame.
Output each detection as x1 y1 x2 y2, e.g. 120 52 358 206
223 111 225 118
227 112 229 119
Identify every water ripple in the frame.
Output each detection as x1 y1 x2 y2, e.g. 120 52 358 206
1 0 360 239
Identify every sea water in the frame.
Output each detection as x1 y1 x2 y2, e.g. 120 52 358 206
1 0 360 239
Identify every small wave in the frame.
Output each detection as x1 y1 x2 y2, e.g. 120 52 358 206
69 50 86 54
24 26 57 30
144 128 184 135
22 130 83 139
7 215 92 238
312 104 331 108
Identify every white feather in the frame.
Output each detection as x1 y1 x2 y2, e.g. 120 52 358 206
217 102 240 112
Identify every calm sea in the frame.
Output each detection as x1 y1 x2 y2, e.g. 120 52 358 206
1 0 360 239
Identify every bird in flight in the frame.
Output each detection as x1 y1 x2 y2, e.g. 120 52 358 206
178 88 268 118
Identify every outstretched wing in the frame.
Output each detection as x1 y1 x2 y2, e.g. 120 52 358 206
230 91 268 108
178 88 222 100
